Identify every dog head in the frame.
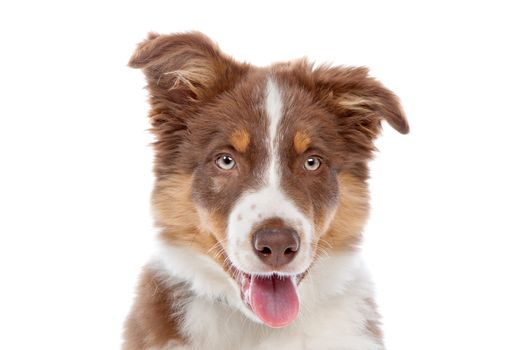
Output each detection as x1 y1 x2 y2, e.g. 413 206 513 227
130 32 408 328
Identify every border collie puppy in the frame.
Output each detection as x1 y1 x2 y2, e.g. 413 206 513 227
123 32 409 350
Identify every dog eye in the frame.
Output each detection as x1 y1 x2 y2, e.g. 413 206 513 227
304 156 321 171
216 154 236 170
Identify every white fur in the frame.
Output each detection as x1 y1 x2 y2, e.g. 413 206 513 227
265 78 283 188
155 243 261 324
155 243 383 350
226 78 313 275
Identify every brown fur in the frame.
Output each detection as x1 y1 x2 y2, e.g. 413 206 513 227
153 174 230 272
153 174 216 253
128 31 251 177
272 59 408 168
123 267 191 349
124 31 408 349
320 173 370 252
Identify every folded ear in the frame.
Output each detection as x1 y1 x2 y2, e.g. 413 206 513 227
129 32 249 176
129 32 248 124
309 65 409 155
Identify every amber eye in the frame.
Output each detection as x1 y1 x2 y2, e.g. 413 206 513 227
216 154 236 170
304 156 321 171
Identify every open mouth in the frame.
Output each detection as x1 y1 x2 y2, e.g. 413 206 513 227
234 269 305 328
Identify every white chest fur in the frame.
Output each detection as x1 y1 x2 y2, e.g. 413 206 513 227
155 246 384 350
181 291 383 350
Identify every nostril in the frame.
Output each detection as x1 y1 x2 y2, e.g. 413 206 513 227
260 247 272 255
284 247 294 255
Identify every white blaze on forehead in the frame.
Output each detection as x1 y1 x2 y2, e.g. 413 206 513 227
226 77 313 273
265 78 284 186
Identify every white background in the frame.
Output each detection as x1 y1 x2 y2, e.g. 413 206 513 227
1 1 524 349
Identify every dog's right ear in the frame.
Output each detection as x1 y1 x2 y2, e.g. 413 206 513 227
129 32 248 126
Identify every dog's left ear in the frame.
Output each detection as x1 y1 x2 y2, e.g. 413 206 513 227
129 32 250 175
310 65 409 152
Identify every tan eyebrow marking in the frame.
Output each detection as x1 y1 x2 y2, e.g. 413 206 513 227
293 130 311 154
230 129 250 153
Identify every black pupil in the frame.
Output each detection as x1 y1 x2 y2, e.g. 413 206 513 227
223 156 232 164
307 158 316 166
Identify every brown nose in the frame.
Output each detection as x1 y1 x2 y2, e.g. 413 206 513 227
252 227 300 268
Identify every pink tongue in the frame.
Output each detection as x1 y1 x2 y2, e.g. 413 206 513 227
249 275 299 328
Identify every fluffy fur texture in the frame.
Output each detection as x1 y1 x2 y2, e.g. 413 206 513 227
123 31 408 350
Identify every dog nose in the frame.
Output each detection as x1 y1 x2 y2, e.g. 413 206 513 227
252 227 300 268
